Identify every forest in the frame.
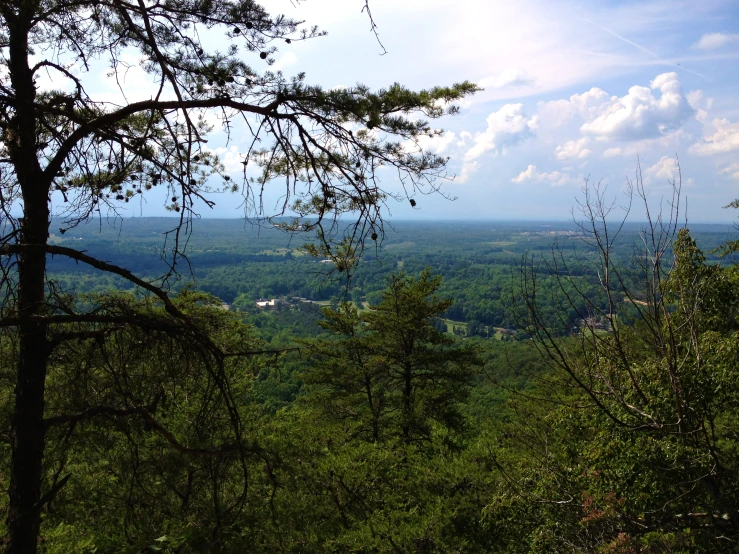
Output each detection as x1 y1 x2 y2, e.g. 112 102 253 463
3 211 738 553
1 0 738 552
46 216 736 333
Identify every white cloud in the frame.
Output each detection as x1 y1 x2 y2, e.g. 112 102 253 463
456 131 473 148
691 118 739 155
410 131 457 155
98 55 165 104
457 103 536 182
537 87 610 128
694 33 739 50
580 72 694 140
511 164 537 183
532 74 698 164
601 129 694 159
271 52 298 72
644 155 679 182
686 90 712 122
603 147 623 157
206 145 247 174
464 103 536 161
536 76 700 149
555 138 591 160
686 90 703 110
478 69 535 89
512 164 573 187
721 163 739 180
456 161 479 184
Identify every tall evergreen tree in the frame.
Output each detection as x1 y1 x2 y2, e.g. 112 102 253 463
304 270 483 447
0 1 476 550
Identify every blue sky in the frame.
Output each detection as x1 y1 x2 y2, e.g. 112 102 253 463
51 0 739 223
259 0 739 223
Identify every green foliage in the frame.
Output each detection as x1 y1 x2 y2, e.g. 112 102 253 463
1 292 265 551
45 219 735 331
212 271 493 552
302 270 483 446
239 409 495 553
1 0 479 548
3 214 739 552
494 228 739 551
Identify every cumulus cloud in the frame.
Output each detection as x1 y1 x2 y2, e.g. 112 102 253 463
464 103 536 161
691 118 739 155
456 104 536 183
644 155 679 182
721 163 739 180
537 87 610 128
686 90 703 110
536 74 697 148
455 73 709 187
512 164 573 187
206 145 247 174
407 131 457 155
694 33 739 50
555 138 591 160
456 161 479 184
511 164 537 183
603 147 623 157
271 52 298 72
457 131 473 147
695 109 709 123
580 73 694 141
100 53 164 103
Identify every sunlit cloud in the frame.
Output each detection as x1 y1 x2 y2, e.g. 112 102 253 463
512 165 574 187
555 138 591 160
580 73 694 141
694 33 739 50
691 118 739 156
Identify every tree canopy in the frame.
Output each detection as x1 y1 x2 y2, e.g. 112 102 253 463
303 270 483 446
3 1 739 552
0 1 476 551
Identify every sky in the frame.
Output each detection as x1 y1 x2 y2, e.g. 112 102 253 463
49 0 739 223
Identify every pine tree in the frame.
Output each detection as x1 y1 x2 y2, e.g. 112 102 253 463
0 2 477 550
304 270 483 447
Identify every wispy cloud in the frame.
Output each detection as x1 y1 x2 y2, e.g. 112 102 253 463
580 17 662 60
694 33 739 50
512 165 574 187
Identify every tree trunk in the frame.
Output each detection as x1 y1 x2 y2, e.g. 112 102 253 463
6 235 49 554
5 8 50 552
